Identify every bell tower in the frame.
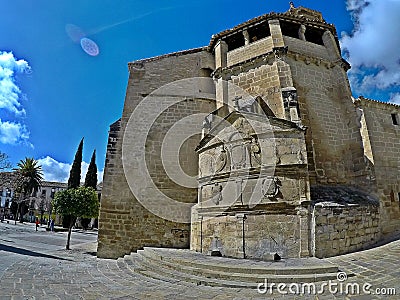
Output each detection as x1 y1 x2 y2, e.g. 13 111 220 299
210 3 369 187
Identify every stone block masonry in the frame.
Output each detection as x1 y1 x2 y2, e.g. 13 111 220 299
356 98 400 238
313 203 380 258
97 49 216 258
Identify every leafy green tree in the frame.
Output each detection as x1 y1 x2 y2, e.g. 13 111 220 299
53 186 99 250
68 138 83 189
14 158 43 223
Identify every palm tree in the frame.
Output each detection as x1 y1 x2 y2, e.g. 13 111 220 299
14 158 43 223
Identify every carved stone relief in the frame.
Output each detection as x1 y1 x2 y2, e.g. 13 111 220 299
282 87 300 122
231 116 253 138
211 184 223 205
230 144 247 170
261 177 282 200
249 137 262 167
215 146 227 172
199 145 229 177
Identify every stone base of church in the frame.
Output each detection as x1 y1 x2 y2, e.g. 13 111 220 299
190 203 310 260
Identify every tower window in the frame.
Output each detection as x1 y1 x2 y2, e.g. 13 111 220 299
224 33 245 51
391 113 398 125
305 27 324 45
280 21 300 39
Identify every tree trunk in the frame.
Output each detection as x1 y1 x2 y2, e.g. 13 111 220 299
15 203 20 225
66 216 76 250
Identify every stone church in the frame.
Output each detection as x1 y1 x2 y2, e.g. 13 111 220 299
97 4 400 260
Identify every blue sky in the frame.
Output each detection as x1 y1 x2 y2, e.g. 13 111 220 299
0 0 399 182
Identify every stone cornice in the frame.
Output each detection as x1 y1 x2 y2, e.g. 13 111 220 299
212 48 350 80
208 8 337 51
196 202 299 216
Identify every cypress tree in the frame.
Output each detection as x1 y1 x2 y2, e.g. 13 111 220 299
84 150 97 189
82 149 98 230
64 138 83 228
68 138 83 189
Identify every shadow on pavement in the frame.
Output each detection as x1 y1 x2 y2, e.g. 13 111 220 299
0 244 71 261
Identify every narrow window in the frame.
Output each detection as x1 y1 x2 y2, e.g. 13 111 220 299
391 113 398 125
305 27 324 45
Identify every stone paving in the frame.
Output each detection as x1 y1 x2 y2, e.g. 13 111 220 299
0 221 398 299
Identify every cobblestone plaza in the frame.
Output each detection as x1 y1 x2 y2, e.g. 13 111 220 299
0 221 398 299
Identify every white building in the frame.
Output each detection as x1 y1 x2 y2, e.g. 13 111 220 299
0 172 67 221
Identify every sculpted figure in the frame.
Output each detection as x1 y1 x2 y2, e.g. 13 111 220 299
298 24 306 41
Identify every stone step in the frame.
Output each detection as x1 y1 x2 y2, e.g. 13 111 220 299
142 247 338 276
122 253 168 286
131 248 339 288
133 252 256 289
96 259 135 287
116 257 137 279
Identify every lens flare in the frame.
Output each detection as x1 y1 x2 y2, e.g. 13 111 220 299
80 38 99 56
65 24 85 43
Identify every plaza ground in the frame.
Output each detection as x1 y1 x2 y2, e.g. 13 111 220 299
0 221 398 299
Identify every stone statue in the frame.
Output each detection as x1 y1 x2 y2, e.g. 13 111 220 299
243 30 250 45
298 24 306 41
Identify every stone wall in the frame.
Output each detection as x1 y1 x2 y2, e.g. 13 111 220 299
289 58 368 186
230 63 284 118
283 36 330 60
227 37 273 67
356 98 400 237
192 212 303 259
313 203 380 258
97 49 216 258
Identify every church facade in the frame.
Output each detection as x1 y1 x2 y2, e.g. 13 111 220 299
97 5 400 259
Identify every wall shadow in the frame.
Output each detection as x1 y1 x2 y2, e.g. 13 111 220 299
0 244 71 261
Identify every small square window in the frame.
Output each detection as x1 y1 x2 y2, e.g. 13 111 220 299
391 113 399 125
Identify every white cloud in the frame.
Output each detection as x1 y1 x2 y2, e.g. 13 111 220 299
0 51 30 116
341 0 400 96
389 93 400 105
38 156 103 184
346 0 369 14
0 119 30 145
37 156 71 183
